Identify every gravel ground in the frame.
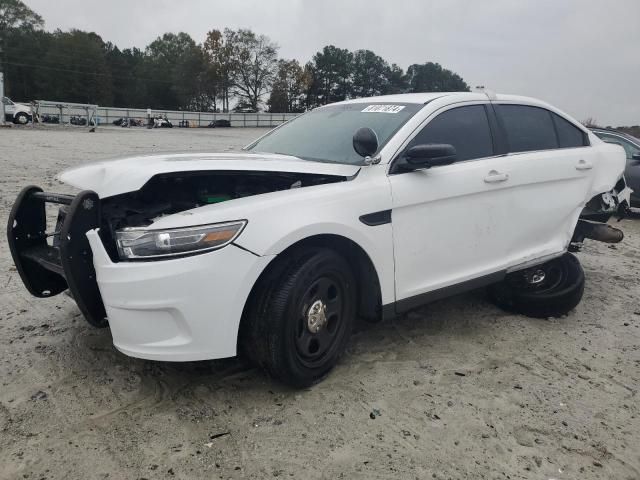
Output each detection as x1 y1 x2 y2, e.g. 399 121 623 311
0 126 639 480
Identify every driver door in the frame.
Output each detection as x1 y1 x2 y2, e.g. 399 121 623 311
389 103 515 308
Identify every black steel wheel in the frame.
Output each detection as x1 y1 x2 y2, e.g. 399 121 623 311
488 253 585 319
294 274 348 369
242 248 356 387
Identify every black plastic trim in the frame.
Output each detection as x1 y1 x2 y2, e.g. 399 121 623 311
59 191 107 327
359 210 391 226
6 187 107 328
485 104 509 155
31 192 75 205
7 186 68 298
381 270 506 318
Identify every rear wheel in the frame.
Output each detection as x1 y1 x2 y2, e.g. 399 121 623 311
242 248 356 387
488 253 585 318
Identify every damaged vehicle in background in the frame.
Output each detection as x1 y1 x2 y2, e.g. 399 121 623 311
7 92 631 387
2 96 32 124
590 127 640 208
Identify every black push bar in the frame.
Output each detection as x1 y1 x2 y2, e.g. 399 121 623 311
6 186 108 327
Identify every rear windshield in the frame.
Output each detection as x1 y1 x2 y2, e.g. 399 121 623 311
247 103 422 165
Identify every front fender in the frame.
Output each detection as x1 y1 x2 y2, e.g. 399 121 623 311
141 165 396 304
236 177 395 304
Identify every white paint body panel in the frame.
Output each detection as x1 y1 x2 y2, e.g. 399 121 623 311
86 230 274 361
63 92 625 361
58 152 360 198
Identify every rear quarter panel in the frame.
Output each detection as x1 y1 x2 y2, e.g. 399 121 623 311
587 134 627 196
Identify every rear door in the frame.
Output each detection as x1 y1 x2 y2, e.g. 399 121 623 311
493 104 595 262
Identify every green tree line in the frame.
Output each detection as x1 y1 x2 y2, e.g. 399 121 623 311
0 0 469 112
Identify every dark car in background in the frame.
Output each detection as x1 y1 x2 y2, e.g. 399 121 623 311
591 128 640 207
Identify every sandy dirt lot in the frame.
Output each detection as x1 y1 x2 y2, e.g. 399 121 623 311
0 126 638 480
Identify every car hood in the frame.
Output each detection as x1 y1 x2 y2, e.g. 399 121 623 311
57 152 361 198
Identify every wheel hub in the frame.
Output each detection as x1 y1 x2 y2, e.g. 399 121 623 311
527 269 546 284
306 299 328 333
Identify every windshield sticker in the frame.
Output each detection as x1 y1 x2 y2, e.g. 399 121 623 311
361 105 406 114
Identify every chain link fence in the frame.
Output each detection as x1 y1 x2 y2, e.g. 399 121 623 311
33 102 299 128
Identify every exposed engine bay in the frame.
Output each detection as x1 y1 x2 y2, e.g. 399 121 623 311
98 170 346 259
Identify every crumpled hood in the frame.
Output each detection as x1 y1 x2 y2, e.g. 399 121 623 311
57 152 361 198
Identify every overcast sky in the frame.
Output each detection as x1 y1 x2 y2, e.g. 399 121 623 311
25 0 640 125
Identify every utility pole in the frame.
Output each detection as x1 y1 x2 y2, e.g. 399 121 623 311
0 72 6 126
0 30 5 126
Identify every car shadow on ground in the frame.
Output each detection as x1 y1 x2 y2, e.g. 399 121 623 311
68 287 514 395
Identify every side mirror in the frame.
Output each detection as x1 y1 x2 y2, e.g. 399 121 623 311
353 127 378 158
398 143 457 171
632 152 640 162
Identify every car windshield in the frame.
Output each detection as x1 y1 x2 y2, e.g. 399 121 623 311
247 102 422 165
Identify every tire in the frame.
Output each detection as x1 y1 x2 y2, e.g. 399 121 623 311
14 112 29 125
242 248 357 387
487 253 585 319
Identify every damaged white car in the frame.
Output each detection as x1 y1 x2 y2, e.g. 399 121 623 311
7 92 631 386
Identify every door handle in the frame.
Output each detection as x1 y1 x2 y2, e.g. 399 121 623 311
575 159 593 171
484 170 509 183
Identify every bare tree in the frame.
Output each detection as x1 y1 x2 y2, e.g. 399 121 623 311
229 29 278 111
581 117 600 128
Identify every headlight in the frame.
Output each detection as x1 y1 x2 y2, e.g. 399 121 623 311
116 221 247 260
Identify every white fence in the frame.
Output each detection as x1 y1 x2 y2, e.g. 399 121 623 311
34 103 299 128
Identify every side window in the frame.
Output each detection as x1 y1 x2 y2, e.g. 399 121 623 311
497 105 558 153
408 105 494 162
551 113 588 148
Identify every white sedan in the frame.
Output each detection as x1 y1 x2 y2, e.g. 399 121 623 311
7 92 630 386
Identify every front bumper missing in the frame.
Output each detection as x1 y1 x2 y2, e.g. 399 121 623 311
7 186 107 327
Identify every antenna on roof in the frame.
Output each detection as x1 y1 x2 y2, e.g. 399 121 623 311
475 85 497 101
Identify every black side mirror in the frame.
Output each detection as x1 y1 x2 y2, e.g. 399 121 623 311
353 127 379 158
392 143 457 173
632 152 640 161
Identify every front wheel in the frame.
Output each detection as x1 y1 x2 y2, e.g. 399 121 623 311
242 248 356 387
488 253 585 319
14 112 29 125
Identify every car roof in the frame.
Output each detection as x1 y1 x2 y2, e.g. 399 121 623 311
333 92 557 107
336 92 468 104
321 92 588 132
